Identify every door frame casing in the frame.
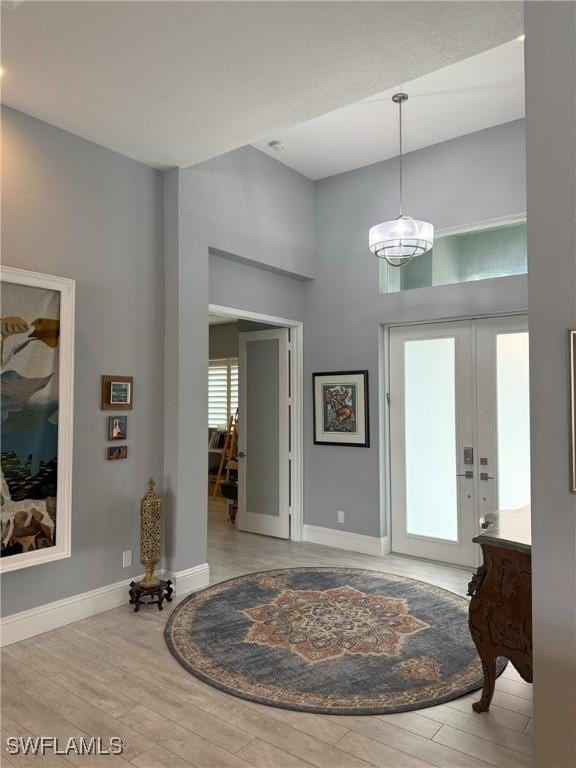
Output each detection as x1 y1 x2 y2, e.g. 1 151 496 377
382 310 528 566
209 303 304 542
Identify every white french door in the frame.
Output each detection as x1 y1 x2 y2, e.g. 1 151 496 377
389 315 529 567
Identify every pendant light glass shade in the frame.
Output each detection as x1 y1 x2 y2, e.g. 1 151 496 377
369 215 434 267
369 93 434 267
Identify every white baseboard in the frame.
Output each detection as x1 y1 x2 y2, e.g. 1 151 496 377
164 563 210 597
0 562 209 647
303 524 389 557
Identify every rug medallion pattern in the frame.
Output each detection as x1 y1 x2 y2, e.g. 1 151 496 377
165 568 506 715
243 585 429 663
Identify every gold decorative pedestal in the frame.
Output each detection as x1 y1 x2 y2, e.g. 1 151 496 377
129 479 173 611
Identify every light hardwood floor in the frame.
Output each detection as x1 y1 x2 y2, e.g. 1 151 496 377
1 501 533 767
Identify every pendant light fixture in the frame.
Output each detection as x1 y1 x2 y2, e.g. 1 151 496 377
369 93 434 267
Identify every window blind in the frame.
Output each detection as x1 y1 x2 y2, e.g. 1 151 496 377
209 359 238 428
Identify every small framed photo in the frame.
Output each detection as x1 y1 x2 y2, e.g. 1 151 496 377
101 375 133 410
313 370 370 447
108 415 127 441
107 445 128 461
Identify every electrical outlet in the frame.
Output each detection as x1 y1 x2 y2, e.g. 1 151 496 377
122 550 132 568
337 510 345 524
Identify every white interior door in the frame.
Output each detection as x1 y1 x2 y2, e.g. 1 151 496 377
389 322 477 566
238 328 290 538
389 315 530 566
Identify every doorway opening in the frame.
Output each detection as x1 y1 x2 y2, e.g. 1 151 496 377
207 304 303 543
387 314 530 567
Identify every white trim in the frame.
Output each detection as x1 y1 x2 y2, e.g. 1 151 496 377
435 212 526 238
163 563 210 597
0 563 210 647
303 524 389 557
209 304 301 329
208 303 304 542
290 323 304 541
0 266 75 574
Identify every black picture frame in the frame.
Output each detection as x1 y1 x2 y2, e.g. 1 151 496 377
313 370 370 447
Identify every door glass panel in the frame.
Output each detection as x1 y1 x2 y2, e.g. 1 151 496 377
496 332 531 509
404 338 458 541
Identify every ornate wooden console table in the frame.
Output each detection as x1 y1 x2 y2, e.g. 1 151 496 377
467 507 532 712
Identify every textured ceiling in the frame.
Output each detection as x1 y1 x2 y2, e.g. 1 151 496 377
1 2 523 169
253 40 525 180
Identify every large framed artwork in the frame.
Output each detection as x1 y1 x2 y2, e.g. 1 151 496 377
1 267 75 573
313 370 369 447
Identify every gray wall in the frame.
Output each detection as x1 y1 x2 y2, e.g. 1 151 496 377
1 108 164 616
525 4 576 764
209 320 289 360
305 120 528 538
209 251 306 321
163 145 314 575
2 107 529 616
209 323 239 359
193 146 316 280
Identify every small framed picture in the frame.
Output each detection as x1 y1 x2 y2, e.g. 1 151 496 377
107 445 128 461
110 381 131 404
101 375 133 410
108 415 127 441
313 370 370 447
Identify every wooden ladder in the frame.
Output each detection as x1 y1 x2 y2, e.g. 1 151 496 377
211 410 238 497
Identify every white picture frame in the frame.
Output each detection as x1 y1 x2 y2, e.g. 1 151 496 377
0 266 75 573
110 381 131 405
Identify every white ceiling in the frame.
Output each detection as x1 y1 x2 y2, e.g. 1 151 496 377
253 40 525 180
1 2 522 169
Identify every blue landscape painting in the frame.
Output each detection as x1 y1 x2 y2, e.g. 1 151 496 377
1 282 60 559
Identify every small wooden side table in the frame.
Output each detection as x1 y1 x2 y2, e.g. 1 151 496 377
129 579 173 612
467 507 532 712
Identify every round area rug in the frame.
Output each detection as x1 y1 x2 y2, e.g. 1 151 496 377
164 567 505 715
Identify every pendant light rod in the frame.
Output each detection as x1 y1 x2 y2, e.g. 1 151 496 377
392 92 408 216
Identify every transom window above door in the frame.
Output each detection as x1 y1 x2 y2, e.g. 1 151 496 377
380 217 527 294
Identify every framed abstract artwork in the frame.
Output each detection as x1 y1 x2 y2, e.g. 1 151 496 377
101 374 133 410
1 267 75 573
313 370 369 447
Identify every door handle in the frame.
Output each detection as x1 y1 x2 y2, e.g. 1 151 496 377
237 451 247 458
480 472 494 481
457 471 474 479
